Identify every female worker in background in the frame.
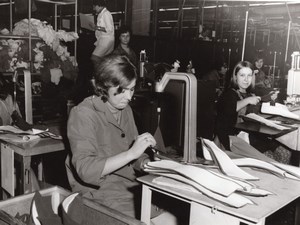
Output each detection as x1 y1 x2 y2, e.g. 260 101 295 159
112 25 137 67
202 60 228 98
215 61 261 150
215 61 291 164
90 0 115 70
66 55 159 218
253 54 278 102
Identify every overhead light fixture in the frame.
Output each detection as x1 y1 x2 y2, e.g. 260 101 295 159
159 7 198 12
156 1 300 14
202 1 299 9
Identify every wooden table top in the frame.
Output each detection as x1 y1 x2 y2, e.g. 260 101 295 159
0 122 66 156
138 169 300 224
0 138 65 156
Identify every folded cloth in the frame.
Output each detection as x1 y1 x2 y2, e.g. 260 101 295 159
30 191 63 225
61 193 83 225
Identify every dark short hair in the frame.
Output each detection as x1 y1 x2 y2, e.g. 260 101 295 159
117 25 132 37
230 61 255 90
216 61 228 71
213 57 227 71
253 52 265 63
92 0 106 7
93 55 137 102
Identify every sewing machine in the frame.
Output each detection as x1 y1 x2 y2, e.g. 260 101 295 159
154 72 198 163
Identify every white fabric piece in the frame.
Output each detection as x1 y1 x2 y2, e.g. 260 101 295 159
202 139 259 180
237 131 250 144
207 170 273 196
261 102 300 120
208 170 256 192
232 158 287 178
146 160 246 197
31 201 41 225
153 176 199 193
271 162 300 180
152 173 254 208
62 192 79 213
202 142 213 161
229 136 300 180
237 187 274 197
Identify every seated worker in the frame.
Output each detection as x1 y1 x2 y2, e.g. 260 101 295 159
215 61 291 164
202 60 228 98
215 61 260 151
66 55 176 221
112 25 138 67
253 53 278 101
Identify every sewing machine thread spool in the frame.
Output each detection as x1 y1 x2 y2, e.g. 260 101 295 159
139 50 146 78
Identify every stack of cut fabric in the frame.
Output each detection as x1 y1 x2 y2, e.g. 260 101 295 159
144 159 272 208
144 138 300 208
202 138 300 181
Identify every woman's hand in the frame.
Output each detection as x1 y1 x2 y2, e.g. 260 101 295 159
247 96 261 105
129 133 156 160
101 132 156 176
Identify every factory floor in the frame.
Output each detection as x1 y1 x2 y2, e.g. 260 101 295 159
38 33 299 224
3 32 297 224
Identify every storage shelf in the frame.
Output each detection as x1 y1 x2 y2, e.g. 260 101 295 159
0 1 14 6
2 71 41 77
0 34 41 40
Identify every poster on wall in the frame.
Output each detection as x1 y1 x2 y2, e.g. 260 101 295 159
132 0 151 36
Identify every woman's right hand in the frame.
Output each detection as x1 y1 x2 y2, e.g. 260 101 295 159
129 133 156 160
247 96 261 105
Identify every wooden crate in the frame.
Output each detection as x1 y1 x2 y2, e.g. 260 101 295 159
0 186 69 216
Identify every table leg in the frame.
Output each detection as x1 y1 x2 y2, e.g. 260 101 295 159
295 198 300 225
141 185 153 225
17 155 32 194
